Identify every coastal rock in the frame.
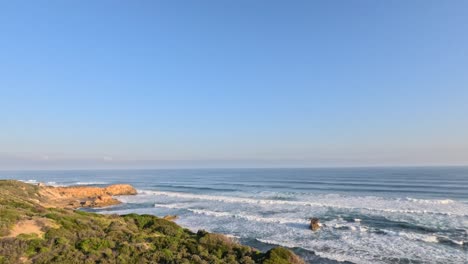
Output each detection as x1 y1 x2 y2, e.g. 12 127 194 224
48 184 137 198
309 217 321 231
81 200 93 207
104 184 138 196
38 183 137 208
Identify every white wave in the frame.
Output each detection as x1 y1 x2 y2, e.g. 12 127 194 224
153 203 377 232
19 179 67 187
256 238 377 264
428 235 465 246
381 229 467 245
152 203 185 209
405 197 455 205
395 231 439 243
140 190 468 216
46 181 66 187
110 198 467 264
254 228 467 264
192 209 305 224
19 179 37 184
154 202 379 232
153 203 306 224
448 239 464 246
190 209 234 219
74 181 108 185
324 218 369 233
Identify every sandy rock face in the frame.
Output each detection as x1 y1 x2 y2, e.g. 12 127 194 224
103 184 138 196
51 184 136 198
38 184 137 208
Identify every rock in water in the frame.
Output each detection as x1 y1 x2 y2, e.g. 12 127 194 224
310 217 320 231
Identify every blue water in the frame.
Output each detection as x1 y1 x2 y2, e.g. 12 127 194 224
1 167 467 264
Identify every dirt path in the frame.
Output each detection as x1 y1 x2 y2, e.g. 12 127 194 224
7 219 44 238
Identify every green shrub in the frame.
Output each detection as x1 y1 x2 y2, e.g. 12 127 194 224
0 208 21 236
54 237 69 245
262 247 305 264
25 238 45 256
76 238 115 253
124 213 155 229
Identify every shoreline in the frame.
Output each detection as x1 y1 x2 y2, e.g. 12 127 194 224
4 173 466 264
0 180 306 264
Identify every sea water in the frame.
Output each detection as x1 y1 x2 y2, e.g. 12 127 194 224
2 167 467 264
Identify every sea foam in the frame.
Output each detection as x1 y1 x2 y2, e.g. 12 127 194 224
137 190 468 216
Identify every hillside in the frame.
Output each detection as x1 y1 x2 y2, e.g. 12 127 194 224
0 180 304 264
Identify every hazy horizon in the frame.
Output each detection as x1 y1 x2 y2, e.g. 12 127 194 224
1 1 467 170
1 157 467 171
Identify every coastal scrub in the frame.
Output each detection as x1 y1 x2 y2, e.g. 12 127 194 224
0 180 304 264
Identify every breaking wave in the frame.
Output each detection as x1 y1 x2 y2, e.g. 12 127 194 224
138 190 468 216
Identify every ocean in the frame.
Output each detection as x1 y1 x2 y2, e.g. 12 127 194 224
1 167 467 264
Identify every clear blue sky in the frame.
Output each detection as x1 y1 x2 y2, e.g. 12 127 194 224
1 1 467 169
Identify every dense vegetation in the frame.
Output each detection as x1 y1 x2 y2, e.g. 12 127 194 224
0 180 304 264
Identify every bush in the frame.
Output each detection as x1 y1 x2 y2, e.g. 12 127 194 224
76 238 115 253
262 247 305 264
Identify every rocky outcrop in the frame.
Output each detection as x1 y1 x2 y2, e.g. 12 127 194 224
103 184 137 196
309 217 321 231
49 184 137 197
38 183 137 208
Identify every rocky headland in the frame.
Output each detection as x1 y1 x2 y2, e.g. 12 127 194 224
0 180 304 264
38 183 137 208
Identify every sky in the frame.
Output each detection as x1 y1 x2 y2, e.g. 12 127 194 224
1 1 467 169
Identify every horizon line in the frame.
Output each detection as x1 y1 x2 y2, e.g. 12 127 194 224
1 164 468 172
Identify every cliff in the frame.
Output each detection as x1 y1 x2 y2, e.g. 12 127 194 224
0 180 304 264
